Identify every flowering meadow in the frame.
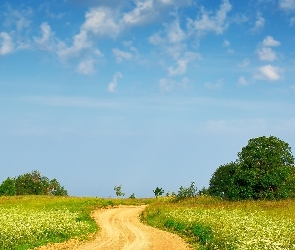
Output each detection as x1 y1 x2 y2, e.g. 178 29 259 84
0 196 150 250
142 196 295 250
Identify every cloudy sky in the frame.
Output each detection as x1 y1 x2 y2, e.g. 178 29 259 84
1 0 295 197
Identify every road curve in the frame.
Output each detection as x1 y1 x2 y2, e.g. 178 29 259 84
35 205 191 250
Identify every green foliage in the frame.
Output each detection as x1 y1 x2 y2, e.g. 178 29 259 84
153 187 164 198
0 170 68 196
209 136 295 200
0 178 16 196
114 185 125 197
176 182 198 200
129 193 136 199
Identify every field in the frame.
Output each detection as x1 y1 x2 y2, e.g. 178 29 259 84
2 195 295 250
141 196 295 250
0 196 150 250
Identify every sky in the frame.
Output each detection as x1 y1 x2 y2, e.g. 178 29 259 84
0 0 295 197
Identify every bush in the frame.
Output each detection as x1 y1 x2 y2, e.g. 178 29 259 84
176 182 198 200
209 136 295 200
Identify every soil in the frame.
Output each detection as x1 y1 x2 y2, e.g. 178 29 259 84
35 205 191 250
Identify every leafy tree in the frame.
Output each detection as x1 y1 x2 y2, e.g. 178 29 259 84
176 182 198 199
114 185 125 197
209 136 295 200
0 177 16 196
153 187 164 198
129 193 136 199
0 170 68 196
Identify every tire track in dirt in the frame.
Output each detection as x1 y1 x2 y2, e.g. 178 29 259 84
35 205 191 250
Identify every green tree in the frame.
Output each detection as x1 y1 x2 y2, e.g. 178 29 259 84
209 136 295 200
153 187 164 198
114 185 125 197
0 177 16 196
176 182 198 199
1 170 68 196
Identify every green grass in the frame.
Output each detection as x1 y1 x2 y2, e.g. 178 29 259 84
0 195 152 250
141 196 295 249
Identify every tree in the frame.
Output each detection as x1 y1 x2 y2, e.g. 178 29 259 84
0 170 68 196
209 136 295 200
0 177 16 196
176 182 198 199
114 185 125 197
153 187 164 198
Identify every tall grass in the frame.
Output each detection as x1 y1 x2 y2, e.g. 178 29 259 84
141 196 295 249
0 195 151 250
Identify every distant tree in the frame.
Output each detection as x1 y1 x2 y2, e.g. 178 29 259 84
176 182 198 199
114 185 125 197
129 193 136 199
153 187 164 198
209 136 295 200
0 170 68 196
0 177 16 196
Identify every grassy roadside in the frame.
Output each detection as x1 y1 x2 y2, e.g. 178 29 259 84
0 195 153 250
141 196 295 249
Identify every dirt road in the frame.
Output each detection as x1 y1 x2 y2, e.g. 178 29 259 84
36 205 191 250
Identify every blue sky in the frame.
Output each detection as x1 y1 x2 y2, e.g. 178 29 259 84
0 0 295 197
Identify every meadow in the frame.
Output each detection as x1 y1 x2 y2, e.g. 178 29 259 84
0 196 150 250
141 196 295 250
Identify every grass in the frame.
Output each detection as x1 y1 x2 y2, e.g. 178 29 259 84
141 196 295 249
0 195 152 250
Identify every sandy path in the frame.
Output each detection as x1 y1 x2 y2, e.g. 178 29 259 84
36 205 191 250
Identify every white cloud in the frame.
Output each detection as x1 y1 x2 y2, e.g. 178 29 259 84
262 36 281 47
3 6 33 32
76 59 96 75
251 12 265 32
238 76 248 86
187 0 232 35
223 39 230 47
108 72 123 92
112 48 132 63
254 65 282 81
291 85 295 93
279 0 295 11
82 7 121 38
0 32 14 55
166 19 186 43
34 22 56 50
257 47 278 61
123 0 155 25
168 52 201 75
238 58 250 68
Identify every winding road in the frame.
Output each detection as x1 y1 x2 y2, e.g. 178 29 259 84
36 205 191 250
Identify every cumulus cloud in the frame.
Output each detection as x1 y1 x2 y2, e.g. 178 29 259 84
108 72 123 92
112 48 132 63
0 32 14 55
168 52 201 75
257 47 278 61
262 36 281 47
254 65 282 81
159 76 190 91
123 0 155 25
251 12 265 32
279 0 295 11
34 22 56 50
187 0 232 35
76 58 96 75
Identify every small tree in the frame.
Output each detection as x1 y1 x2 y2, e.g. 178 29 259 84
114 185 125 197
0 177 16 196
176 182 198 199
153 187 164 198
129 193 136 199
